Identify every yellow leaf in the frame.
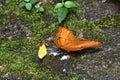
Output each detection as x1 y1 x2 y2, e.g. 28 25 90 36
38 44 47 59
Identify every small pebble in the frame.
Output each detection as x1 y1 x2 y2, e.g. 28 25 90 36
60 55 70 61
49 52 60 56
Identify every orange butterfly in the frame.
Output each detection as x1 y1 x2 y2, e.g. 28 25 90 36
54 26 102 52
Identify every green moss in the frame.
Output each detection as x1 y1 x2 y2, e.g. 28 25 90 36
95 15 120 28
0 0 120 79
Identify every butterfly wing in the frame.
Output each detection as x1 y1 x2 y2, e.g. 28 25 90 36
54 26 102 52
62 40 102 52
54 26 76 48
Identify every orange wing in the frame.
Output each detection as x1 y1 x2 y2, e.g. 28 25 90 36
61 40 102 51
54 26 76 48
54 26 102 52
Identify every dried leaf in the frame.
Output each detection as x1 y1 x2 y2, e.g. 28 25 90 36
38 44 47 59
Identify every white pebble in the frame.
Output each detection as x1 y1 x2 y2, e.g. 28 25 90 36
49 52 60 56
60 55 70 61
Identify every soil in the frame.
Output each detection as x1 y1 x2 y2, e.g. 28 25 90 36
77 0 120 20
0 0 120 80
36 0 120 80
0 18 31 40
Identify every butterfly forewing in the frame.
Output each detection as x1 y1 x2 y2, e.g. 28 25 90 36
54 26 76 48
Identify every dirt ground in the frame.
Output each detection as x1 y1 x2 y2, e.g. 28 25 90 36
0 0 120 80
36 0 120 80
